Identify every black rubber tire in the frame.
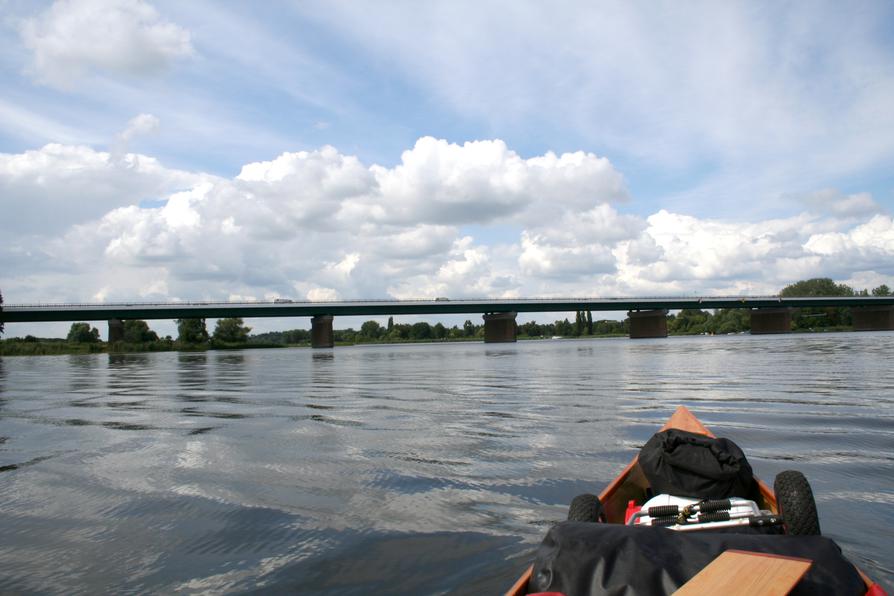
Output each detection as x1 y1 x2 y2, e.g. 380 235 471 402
774 470 821 536
567 493 605 522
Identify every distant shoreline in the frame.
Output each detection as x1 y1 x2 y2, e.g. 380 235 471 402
0 327 870 356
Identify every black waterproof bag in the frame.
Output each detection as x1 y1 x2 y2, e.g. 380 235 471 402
529 522 866 596
638 429 757 499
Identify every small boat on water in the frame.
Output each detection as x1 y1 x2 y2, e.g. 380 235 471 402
507 406 885 596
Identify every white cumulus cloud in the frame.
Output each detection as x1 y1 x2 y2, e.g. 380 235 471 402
20 0 193 88
0 137 891 316
306 287 340 302
0 143 208 235
366 137 627 226
296 2 894 216
798 189 884 218
803 215 894 272
111 113 161 160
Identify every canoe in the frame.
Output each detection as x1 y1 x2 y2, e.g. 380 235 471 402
506 405 882 595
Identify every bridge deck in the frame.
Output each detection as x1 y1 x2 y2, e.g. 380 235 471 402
3 296 893 323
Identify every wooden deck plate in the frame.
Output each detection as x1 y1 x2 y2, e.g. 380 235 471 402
673 550 812 596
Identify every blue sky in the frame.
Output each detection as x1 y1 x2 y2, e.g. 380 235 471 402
2 0 894 337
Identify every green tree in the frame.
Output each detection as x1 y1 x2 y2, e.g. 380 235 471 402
706 309 750 335
594 319 626 335
520 321 542 337
555 318 574 336
67 322 100 343
573 311 584 336
433 322 446 339
360 320 382 339
872 284 891 296
781 278 854 330
177 319 209 344
463 320 475 337
212 318 252 343
390 323 411 340
334 328 358 343
411 322 432 339
123 320 159 343
387 316 394 331
669 309 710 335
586 311 593 335
780 278 854 297
0 289 4 336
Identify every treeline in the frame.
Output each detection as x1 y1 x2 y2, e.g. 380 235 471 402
251 315 630 345
1 313 630 354
0 317 257 355
0 335 108 356
782 278 890 331
253 318 476 344
666 279 892 335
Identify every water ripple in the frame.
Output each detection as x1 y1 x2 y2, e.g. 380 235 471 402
0 332 892 592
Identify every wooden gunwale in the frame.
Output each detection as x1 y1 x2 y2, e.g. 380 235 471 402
505 405 877 596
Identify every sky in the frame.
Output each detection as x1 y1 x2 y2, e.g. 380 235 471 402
2 0 894 338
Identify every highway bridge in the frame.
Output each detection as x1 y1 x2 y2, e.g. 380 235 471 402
2 296 893 346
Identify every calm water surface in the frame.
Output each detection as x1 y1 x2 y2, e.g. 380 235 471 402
1 333 892 593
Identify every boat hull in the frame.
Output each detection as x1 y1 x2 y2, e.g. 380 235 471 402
505 406 878 595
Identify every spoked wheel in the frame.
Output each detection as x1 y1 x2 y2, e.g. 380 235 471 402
568 493 605 522
774 470 821 536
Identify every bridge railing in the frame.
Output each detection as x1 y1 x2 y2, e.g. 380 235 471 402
7 295 786 308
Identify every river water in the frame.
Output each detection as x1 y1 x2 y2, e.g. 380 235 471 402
0 333 892 594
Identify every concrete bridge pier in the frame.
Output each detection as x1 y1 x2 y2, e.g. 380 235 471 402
852 305 894 331
627 309 668 339
483 312 517 343
311 315 334 348
108 318 124 343
750 307 793 334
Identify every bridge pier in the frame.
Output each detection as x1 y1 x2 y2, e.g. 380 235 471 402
627 309 668 339
852 305 894 331
311 315 334 348
108 318 124 343
483 312 517 343
750 307 793 334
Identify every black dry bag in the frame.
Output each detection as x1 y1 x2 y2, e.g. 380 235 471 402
638 429 757 499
